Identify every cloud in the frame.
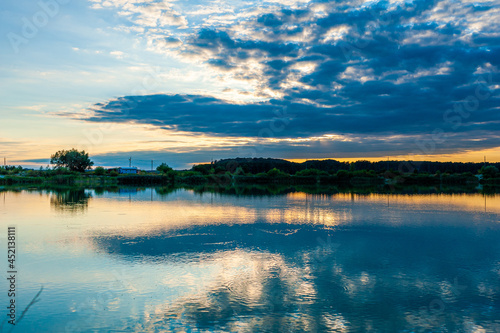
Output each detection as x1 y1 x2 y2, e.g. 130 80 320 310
80 0 500 160
80 91 500 162
110 50 125 59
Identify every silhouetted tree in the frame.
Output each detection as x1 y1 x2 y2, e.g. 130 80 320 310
192 164 211 175
50 149 93 172
156 163 173 174
480 165 499 178
267 168 288 177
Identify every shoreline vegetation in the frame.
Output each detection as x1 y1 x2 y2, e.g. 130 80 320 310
1 157 499 191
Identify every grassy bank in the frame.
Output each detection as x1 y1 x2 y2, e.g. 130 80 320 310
0 171 482 188
0 175 118 186
4 161 497 192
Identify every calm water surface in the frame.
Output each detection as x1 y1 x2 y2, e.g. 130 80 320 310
1 187 500 332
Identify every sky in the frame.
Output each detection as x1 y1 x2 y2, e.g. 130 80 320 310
1 0 499 170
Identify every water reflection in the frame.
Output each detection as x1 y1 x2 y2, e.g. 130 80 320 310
189 183 497 196
3 186 500 332
92 223 500 331
49 188 92 213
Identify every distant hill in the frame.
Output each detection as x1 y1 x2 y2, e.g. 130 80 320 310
192 157 499 175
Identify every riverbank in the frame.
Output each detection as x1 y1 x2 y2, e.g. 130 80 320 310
0 172 492 188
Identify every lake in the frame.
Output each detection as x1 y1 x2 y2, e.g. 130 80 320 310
1 187 500 332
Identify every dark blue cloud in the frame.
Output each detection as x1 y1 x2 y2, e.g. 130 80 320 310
257 13 283 27
85 91 500 147
207 58 235 70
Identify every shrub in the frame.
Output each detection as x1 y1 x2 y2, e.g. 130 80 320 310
480 165 499 178
267 168 289 177
336 170 350 178
178 171 202 177
94 167 106 175
295 169 328 177
156 163 173 174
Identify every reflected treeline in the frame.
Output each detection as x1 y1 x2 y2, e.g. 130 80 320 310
92 186 177 197
191 183 296 196
186 183 498 197
92 223 500 332
49 188 92 213
93 186 148 195
155 186 178 196
2 183 500 197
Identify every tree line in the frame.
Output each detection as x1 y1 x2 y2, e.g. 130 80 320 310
192 157 500 176
2 151 499 181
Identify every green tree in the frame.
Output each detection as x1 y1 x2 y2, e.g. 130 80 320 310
267 168 288 177
234 166 246 175
192 164 211 175
480 165 499 178
156 163 173 174
295 169 328 177
336 170 350 179
94 167 105 175
50 149 93 172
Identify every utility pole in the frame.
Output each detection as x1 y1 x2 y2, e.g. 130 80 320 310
151 160 153 171
129 157 132 167
3 157 5 166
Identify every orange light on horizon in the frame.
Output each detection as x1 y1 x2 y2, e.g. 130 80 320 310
285 148 500 164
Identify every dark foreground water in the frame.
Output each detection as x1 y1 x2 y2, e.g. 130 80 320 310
1 187 500 332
